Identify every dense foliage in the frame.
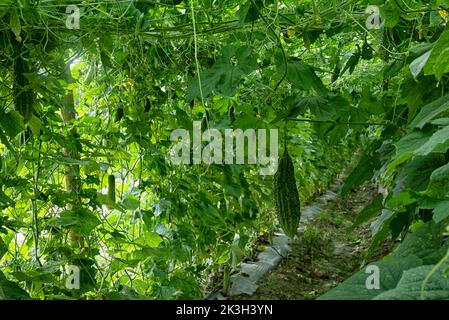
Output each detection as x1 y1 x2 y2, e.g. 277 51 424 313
0 0 448 300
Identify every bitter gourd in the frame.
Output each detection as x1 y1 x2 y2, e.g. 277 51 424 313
273 147 301 238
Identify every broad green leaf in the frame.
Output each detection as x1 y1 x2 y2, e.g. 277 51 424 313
424 30 449 80
11 271 55 284
0 271 30 300
392 220 449 263
431 118 449 126
0 189 14 209
394 131 431 156
386 152 412 174
359 87 383 114
48 209 101 236
237 0 259 25
425 163 449 198
420 198 449 223
284 60 327 95
409 50 432 78
28 115 42 137
409 94 449 129
366 210 395 257
396 153 446 192
0 110 25 138
137 231 162 248
380 4 400 28
386 191 416 208
186 45 256 101
321 220 449 300
318 255 422 300
414 125 449 156
233 112 264 129
373 263 449 300
430 9 445 26
341 143 381 196
432 203 449 223
121 195 140 211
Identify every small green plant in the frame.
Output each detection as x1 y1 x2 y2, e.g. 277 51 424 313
299 225 334 261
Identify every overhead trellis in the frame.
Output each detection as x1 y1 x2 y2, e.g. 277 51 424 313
0 0 373 43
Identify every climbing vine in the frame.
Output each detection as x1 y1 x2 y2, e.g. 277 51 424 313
0 0 448 300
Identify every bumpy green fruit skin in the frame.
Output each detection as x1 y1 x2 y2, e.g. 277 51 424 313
13 56 34 123
107 174 116 203
273 148 301 238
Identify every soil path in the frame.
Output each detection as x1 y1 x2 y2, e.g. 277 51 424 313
236 182 394 300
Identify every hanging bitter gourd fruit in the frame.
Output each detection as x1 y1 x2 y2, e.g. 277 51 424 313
107 174 116 203
13 55 34 123
273 146 301 238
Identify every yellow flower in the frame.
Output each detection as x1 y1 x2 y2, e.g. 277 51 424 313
439 8 448 22
287 26 296 37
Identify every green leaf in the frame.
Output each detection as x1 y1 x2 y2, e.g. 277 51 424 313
414 125 449 156
424 30 449 80
233 111 265 129
138 231 163 248
48 209 101 236
321 220 449 300
409 94 449 128
359 87 383 115
11 271 55 284
340 52 360 76
28 115 42 137
386 191 416 208
341 143 381 196
0 237 7 261
0 110 25 138
96 193 124 212
392 219 449 264
431 118 449 126
0 189 15 209
409 50 432 78
386 152 413 174
425 162 449 198
281 95 348 122
347 194 383 232
386 130 433 173
237 0 259 25
420 198 449 223
366 211 395 258
9 9 21 38
318 254 422 300
432 203 449 223
380 4 400 28
186 45 256 101
186 68 223 101
284 60 327 95
374 263 449 300
121 195 140 211
396 153 446 192
0 271 30 300
430 9 445 26
395 130 431 156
